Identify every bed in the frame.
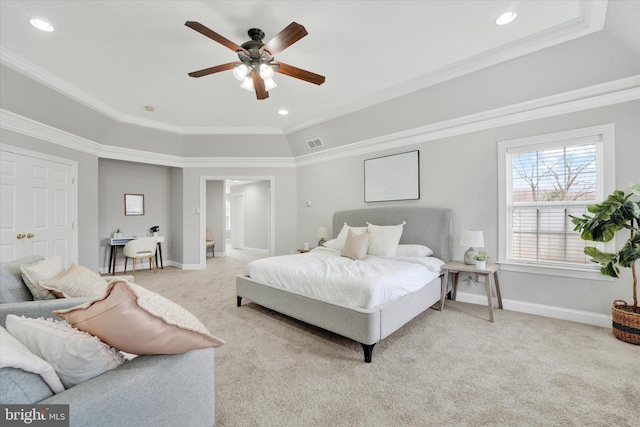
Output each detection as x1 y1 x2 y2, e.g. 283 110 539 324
236 206 452 362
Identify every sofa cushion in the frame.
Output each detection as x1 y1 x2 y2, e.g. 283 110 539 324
5 315 125 389
0 256 43 303
39 264 108 298
54 279 225 355
0 325 64 393
20 256 65 300
0 367 54 404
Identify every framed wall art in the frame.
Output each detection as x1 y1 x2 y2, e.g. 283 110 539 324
124 193 145 216
364 150 420 203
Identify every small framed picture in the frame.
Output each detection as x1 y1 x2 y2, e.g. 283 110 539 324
124 194 144 216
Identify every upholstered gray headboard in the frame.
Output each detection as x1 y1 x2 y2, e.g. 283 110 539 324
332 206 452 262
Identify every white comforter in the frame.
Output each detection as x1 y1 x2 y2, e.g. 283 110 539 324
246 247 444 309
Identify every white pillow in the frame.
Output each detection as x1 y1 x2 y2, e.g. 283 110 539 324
0 326 65 394
5 315 125 389
395 244 434 258
367 222 405 256
20 255 66 300
331 223 368 251
39 264 108 298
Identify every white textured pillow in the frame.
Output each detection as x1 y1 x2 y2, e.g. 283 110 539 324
54 279 225 355
5 315 125 389
367 222 405 256
332 223 368 251
20 255 66 300
0 326 65 394
395 244 434 258
39 264 108 298
341 230 371 260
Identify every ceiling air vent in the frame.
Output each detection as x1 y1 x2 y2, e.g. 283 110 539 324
306 138 324 150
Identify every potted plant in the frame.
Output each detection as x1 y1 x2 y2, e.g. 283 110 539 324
148 225 160 236
470 250 490 269
113 228 122 238
570 183 639 345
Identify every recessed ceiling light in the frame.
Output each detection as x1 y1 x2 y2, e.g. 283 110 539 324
495 11 517 26
29 18 54 32
278 109 289 115
144 105 155 112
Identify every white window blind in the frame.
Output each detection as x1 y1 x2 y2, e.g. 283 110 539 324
498 124 615 277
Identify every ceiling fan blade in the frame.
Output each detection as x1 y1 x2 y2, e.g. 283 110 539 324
185 21 249 55
252 71 269 100
188 62 238 78
260 22 307 56
273 62 325 85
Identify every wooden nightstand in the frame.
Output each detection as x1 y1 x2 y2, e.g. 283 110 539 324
439 261 503 322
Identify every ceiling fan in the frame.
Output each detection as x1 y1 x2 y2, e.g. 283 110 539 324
185 21 326 100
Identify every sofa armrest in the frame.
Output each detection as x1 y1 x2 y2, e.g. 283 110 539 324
0 298 89 328
41 348 215 426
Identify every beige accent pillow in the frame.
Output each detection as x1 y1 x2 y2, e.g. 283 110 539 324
54 279 225 355
341 230 371 260
5 315 124 389
20 255 66 300
367 222 405 256
39 264 108 298
0 325 65 393
327 223 368 251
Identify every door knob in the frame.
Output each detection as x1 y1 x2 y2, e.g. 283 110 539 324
26 233 35 238
16 234 25 239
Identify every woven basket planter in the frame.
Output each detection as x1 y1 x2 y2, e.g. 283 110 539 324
612 300 640 345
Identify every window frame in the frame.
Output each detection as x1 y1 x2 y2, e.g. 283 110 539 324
497 124 616 280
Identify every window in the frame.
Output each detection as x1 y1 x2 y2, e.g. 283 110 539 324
498 124 615 278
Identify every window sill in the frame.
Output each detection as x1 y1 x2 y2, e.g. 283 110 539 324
498 261 613 281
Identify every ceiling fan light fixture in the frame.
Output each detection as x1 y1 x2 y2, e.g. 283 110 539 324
259 63 274 80
240 76 254 91
264 78 277 91
233 64 249 81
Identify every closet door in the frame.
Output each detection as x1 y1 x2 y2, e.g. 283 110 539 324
0 147 76 265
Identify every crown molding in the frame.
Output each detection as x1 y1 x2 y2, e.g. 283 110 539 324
1 1 608 137
3 74 637 170
283 0 609 134
294 75 640 167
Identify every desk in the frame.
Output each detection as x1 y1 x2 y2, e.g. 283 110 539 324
108 236 165 275
439 261 502 322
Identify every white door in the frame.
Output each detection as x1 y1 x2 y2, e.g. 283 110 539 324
230 193 244 249
0 147 77 265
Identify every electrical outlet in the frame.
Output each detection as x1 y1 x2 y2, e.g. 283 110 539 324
305 201 312 207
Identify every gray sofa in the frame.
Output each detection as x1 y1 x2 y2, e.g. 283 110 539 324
0 256 216 427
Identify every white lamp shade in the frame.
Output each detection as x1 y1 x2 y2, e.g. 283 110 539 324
460 230 484 248
259 63 274 79
316 226 329 239
233 64 249 81
240 76 254 91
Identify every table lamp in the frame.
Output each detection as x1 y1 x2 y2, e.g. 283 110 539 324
316 226 329 247
461 230 484 265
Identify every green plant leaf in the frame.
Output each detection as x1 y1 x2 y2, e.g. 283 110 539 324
630 182 640 197
584 246 617 263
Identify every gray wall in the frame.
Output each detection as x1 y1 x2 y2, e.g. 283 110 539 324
98 159 173 271
230 180 270 251
205 180 225 255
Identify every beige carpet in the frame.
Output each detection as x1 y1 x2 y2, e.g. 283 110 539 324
127 251 639 427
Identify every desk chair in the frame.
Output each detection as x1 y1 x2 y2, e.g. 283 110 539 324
206 228 215 257
123 237 157 275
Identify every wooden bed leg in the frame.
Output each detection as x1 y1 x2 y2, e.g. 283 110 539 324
236 296 242 307
361 343 375 363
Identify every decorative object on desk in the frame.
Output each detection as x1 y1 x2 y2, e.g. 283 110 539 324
570 182 640 345
470 250 490 269
316 227 329 247
113 229 122 238
125 194 144 216
461 230 484 265
149 225 160 236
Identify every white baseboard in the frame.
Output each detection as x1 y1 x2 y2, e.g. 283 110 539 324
454 291 612 328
